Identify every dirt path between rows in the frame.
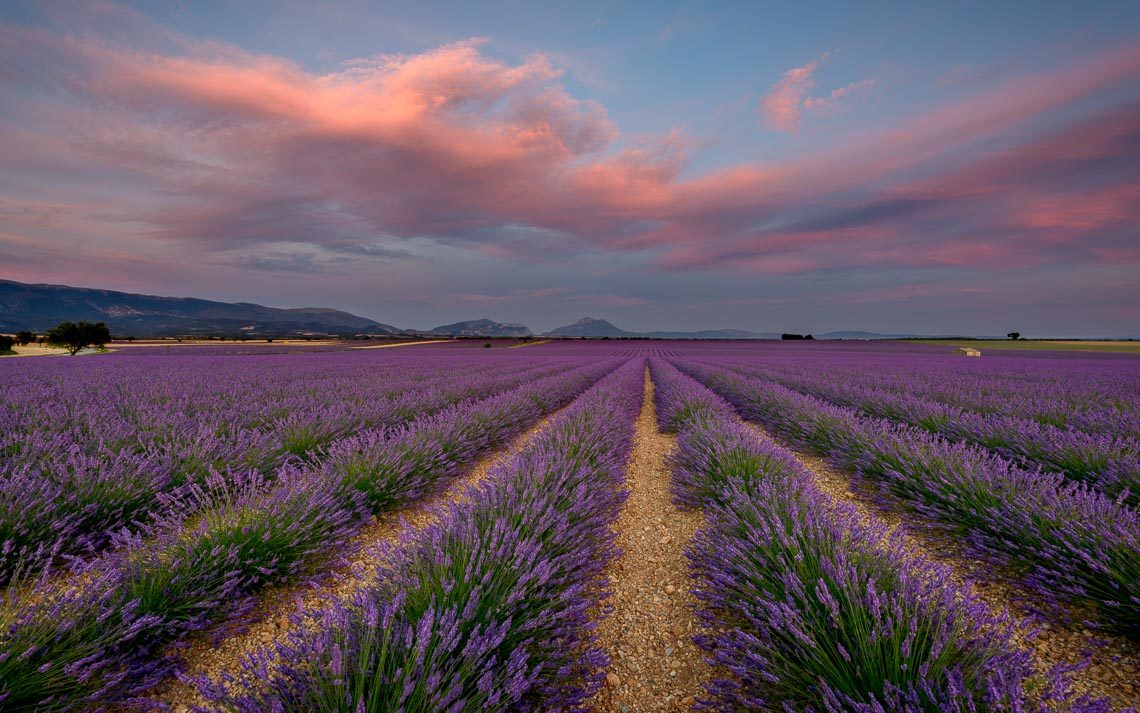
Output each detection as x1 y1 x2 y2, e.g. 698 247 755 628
349 339 453 349
143 406 568 712
746 422 1140 711
590 370 708 712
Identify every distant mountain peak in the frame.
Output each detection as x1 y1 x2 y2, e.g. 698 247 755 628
545 316 633 337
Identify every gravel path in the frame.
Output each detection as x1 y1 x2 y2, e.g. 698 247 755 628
747 422 1140 711
141 407 566 712
590 370 708 712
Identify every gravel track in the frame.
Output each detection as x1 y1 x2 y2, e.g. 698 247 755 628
746 422 1140 711
590 371 708 712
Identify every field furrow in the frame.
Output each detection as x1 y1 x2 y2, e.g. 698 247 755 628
672 358 1140 638
746 417 1140 709
650 357 1122 710
702 358 1139 502
3 339 1137 711
589 369 708 712
144 388 577 711
191 357 645 711
0 358 620 710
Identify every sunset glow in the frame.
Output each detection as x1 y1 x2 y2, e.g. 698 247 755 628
1 1 1138 335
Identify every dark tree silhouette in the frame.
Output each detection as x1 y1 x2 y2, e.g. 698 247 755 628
14 331 34 346
1007 332 1021 340
0 335 14 352
44 321 112 355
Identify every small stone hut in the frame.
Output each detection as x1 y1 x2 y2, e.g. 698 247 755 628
957 347 982 357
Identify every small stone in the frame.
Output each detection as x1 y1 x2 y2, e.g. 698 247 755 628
681 696 696 707
664 584 676 595
659 535 673 545
664 646 674 656
606 672 622 688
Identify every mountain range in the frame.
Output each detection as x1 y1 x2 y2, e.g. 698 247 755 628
0 280 398 337
4 280 1116 340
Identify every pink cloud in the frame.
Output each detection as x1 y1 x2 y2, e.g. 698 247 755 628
760 54 874 130
759 55 824 131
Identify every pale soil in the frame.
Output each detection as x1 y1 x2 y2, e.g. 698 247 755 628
141 405 566 712
510 339 550 348
0 344 70 357
590 371 708 712
748 423 1140 711
112 339 343 347
348 339 454 349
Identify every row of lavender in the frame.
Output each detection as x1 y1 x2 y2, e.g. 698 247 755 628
669 358 1140 640
650 358 1107 711
694 357 1139 502
1 354 578 581
0 357 621 710
672 341 1140 438
194 358 645 711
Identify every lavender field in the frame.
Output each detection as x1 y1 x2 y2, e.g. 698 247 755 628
1 340 1138 711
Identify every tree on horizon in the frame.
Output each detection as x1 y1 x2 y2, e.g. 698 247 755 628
44 321 112 355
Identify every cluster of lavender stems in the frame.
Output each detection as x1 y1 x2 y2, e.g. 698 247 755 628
0 355 621 710
192 358 645 712
697 358 1138 503
670 358 1140 639
649 358 1110 712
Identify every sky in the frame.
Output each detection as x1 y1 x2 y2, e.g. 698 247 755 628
1 1 1138 336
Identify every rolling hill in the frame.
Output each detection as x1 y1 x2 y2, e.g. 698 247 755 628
0 280 399 337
